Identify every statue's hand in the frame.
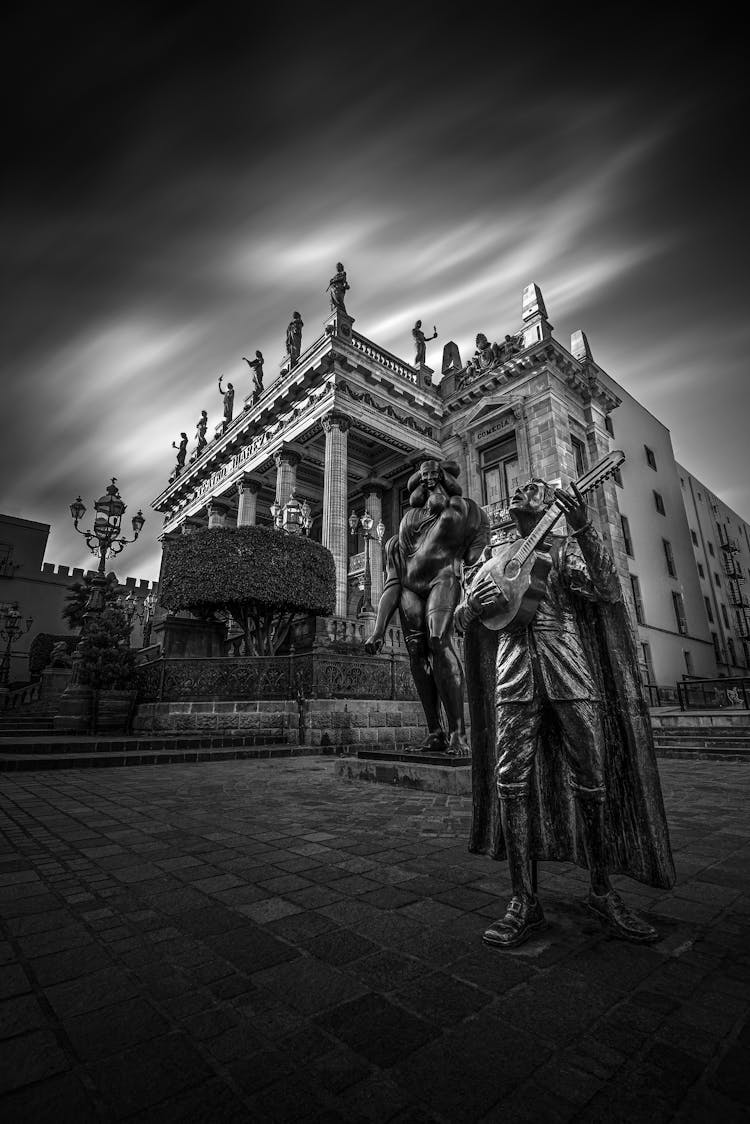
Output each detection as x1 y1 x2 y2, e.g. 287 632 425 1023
554 484 590 532
470 574 509 612
364 636 383 655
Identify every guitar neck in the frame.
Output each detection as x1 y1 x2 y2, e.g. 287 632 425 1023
514 502 565 565
512 450 625 564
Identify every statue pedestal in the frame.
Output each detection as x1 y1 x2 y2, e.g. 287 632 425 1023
336 747 471 796
152 616 227 658
325 309 355 341
40 667 73 700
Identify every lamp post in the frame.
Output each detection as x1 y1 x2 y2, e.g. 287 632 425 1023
67 478 145 680
270 489 314 536
348 510 385 615
0 603 33 688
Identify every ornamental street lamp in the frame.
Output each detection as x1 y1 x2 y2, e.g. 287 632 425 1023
71 479 145 614
270 489 314 536
348 510 385 615
0 602 33 688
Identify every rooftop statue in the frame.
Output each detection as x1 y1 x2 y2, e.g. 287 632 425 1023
218 376 234 425
327 262 350 314
243 351 264 403
412 320 438 367
456 460 675 948
286 312 304 367
172 432 188 471
365 459 489 755
195 410 208 454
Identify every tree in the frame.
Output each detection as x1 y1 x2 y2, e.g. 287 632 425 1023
63 571 121 631
77 605 136 690
158 526 336 655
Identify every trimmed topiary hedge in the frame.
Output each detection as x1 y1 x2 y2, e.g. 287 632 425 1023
159 526 336 655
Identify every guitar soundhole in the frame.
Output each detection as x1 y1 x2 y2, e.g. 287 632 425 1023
504 558 521 580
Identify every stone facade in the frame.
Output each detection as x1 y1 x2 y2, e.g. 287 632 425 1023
150 281 750 691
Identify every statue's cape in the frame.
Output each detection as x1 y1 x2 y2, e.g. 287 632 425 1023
465 593 675 889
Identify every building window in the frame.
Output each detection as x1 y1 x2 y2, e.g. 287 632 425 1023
663 539 677 578
743 641 750 667
707 542 714 557
704 596 714 623
714 572 721 587
697 562 705 579
630 575 645 625
653 491 665 516
672 591 688 635
690 529 698 546
621 516 633 557
638 641 655 685
727 638 736 665
613 467 623 488
721 603 730 628
684 650 694 676
712 632 722 662
645 446 657 470
571 436 587 480
604 415 614 437
480 437 519 508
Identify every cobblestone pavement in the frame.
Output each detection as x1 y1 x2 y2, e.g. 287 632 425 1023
1 759 748 1122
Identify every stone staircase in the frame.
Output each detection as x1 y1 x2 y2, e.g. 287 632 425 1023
652 711 750 761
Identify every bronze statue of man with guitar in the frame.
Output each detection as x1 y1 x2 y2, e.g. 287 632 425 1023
457 452 675 949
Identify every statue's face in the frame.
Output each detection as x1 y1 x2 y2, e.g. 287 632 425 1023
476 333 488 347
509 479 548 518
419 460 441 489
415 320 421 329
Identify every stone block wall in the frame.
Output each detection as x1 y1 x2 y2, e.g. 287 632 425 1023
133 699 299 744
302 698 428 751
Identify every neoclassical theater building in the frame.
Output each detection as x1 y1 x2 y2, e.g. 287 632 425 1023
151 280 750 691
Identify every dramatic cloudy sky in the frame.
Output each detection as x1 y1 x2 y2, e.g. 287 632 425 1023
2 6 747 581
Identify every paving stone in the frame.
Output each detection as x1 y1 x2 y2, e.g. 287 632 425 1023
0 1028 70 1093
315 993 439 1067
87 1032 213 1118
45 966 140 1019
253 956 369 1014
0 963 31 998
64 996 170 1061
0 1072 99 1122
0 992 48 1039
29 939 116 986
395 970 493 1024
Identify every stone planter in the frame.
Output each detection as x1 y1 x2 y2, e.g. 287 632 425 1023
92 689 137 735
53 685 93 734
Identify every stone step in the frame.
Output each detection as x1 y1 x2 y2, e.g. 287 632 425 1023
0 744 314 772
653 733 750 749
655 746 750 762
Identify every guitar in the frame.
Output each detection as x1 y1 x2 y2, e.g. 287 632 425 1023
470 449 626 632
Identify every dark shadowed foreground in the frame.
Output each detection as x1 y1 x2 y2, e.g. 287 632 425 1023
0 759 748 1122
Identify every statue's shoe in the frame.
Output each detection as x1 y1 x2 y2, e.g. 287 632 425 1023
587 890 660 943
483 895 546 949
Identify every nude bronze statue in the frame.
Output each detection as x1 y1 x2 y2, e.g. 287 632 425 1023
456 476 675 947
365 459 489 755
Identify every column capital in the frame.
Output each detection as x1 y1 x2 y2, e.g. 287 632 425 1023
361 477 389 500
273 446 302 469
237 474 263 495
322 411 352 435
